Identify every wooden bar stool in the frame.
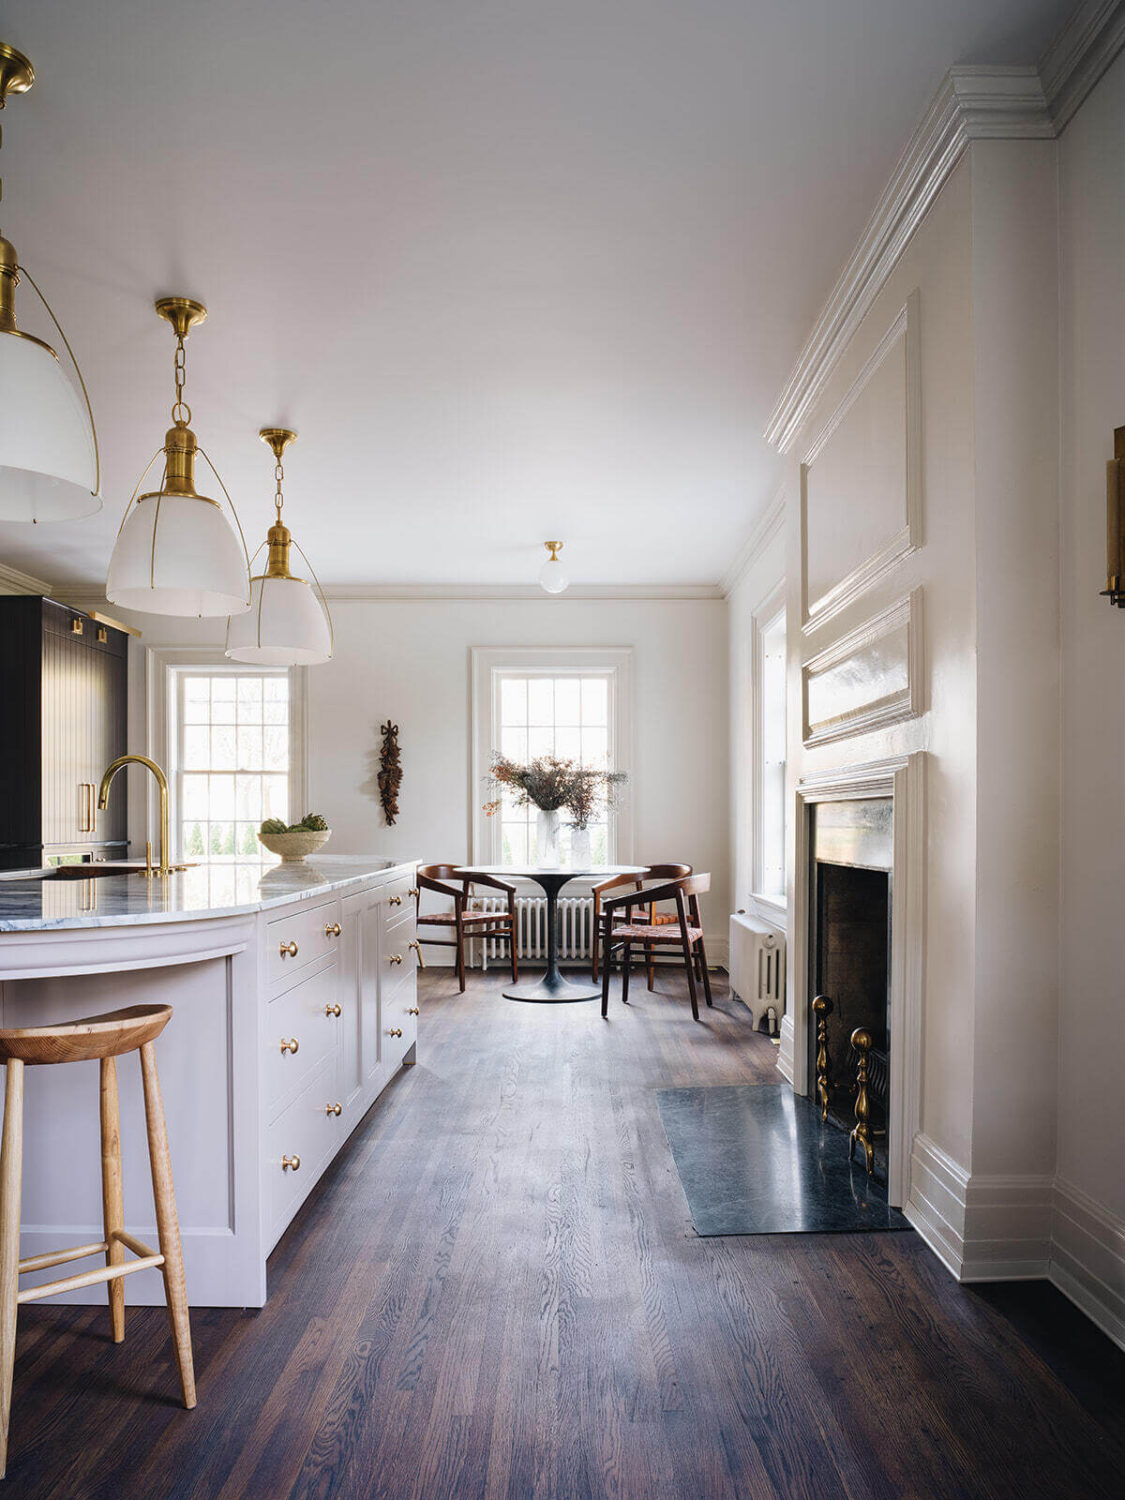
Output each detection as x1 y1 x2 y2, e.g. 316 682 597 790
0 1004 196 1478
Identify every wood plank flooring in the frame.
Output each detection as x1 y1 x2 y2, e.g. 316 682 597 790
3 969 1123 1498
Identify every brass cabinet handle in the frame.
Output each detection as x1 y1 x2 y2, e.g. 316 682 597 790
279 940 299 958
407 887 419 899
70 616 84 635
282 1154 301 1171
78 783 95 835
325 1102 342 1117
324 1003 342 1018
388 1027 403 1039
408 1007 420 1016
388 953 403 966
325 921 341 937
280 1036 300 1055
388 894 402 907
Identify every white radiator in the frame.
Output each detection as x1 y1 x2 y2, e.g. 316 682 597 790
470 896 596 964
729 911 785 1029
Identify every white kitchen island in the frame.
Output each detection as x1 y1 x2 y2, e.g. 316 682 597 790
0 856 419 1307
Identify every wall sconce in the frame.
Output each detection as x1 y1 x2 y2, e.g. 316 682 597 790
1103 426 1125 608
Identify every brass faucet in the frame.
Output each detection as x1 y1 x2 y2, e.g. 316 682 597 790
98 754 173 877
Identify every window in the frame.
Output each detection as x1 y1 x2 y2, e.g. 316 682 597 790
755 601 787 909
173 669 292 860
495 672 612 864
471 647 633 867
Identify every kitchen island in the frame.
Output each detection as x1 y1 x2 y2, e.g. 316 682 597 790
0 856 419 1307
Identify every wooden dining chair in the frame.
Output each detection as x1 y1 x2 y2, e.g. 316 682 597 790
599 873 712 1021
414 865 518 992
590 864 692 984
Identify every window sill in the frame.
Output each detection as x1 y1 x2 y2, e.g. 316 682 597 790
750 892 787 928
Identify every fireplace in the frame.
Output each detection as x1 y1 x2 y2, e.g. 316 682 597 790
807 797 892 1172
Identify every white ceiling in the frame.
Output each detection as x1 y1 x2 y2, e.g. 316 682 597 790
0 0 1074 589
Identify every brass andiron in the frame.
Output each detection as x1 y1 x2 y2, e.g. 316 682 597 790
812 995 832 1123
849 1027 875 1175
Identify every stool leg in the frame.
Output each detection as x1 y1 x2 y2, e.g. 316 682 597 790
138 1043 196 1410
0 1059 25 1478
99 1056 126 1344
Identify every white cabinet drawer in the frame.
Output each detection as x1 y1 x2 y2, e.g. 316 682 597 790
266 961 340 1120
268 897 343 985
266 1054 340 1248
379 875 417 934
382 970 418 1072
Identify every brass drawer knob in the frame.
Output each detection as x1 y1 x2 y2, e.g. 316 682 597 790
325 1102 342 1117
279 940 299 958
388 894 402 907
325 921 341 938
388 953 403 966
407 887 419 899
388 1027 403 1039
324 1002 342 1018
408 1007 420 1016
280 1036 300 1055
282 1154 301 1172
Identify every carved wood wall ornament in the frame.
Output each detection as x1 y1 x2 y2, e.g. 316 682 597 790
378 721 402 825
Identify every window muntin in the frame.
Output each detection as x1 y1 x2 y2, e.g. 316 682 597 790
493 672 613 865
174 670 291 860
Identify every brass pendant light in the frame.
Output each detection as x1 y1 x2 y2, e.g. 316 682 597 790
106 298 251 617
225 428 333 664
0 42 100 523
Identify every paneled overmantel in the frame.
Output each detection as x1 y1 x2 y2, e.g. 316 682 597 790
783 753 925 1209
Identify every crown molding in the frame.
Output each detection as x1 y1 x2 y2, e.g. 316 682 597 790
765 66 1054 453
0 562 52 596
720 489 787 597
1040 0 1125 131
49 580 725 607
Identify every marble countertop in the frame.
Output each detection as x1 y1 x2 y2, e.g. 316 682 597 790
0 856 415 934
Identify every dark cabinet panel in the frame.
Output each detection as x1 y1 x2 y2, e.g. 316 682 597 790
0 597 129 868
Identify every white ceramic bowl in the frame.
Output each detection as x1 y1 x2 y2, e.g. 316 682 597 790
257 829 331 863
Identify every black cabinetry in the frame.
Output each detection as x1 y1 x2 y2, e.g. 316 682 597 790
0 596 130 869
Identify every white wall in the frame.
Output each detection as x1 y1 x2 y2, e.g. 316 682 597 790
1057 50 1125 1248
89 594 732 957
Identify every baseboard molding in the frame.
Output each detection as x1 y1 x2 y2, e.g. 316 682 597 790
1050 1178 1125 1352
905 1133 971 1277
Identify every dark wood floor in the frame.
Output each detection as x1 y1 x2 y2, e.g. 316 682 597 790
4 969 1123 1498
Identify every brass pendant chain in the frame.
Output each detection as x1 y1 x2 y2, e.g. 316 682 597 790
171 335 191 425
274 458 285 522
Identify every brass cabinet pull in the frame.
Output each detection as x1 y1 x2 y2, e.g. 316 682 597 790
78 783 95 834
280 1036 300 1055
388 1027 403 1039
282 1154 301 1171
70 616 84 635
325 1102 342 1117
388 953 403 966
325 921 341 938
324 1003 342 1018
388 894 402 907
96 625 107 644
408 1007 420 1016
279 940 299 958
407 887 419 899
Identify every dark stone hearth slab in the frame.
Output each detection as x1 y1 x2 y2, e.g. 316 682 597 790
656 1083 911 1236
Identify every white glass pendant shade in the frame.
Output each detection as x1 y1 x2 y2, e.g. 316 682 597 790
0 330 99 521
538 542 568 595
225 573 332 665
107 492 250 617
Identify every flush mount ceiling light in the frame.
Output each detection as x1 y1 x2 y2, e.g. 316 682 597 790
107 298 251 617
225 428 333 665
538 540 568 595
0 42 100 523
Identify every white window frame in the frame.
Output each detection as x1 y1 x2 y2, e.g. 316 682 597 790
751 583 788 924
147 647 308 863
470 647 634 869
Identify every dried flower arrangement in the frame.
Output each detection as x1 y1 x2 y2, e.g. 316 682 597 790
378 720 403 825
483 754 626 827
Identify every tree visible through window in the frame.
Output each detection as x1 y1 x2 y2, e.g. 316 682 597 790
495 674 613 864
175 672 291 860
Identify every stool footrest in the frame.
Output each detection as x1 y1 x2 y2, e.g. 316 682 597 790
16 1233 165 1305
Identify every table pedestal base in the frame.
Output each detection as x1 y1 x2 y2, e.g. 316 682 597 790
503 971 602 1003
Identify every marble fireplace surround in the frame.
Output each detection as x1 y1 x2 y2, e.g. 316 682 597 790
781 752 925 1208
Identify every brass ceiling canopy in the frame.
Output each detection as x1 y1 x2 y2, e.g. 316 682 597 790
154 296 207 341
0 44 34 109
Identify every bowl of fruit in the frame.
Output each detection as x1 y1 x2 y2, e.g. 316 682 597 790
257 813 331 863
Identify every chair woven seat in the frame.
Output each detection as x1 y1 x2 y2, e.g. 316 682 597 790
417 910 508 925
611 924 702 943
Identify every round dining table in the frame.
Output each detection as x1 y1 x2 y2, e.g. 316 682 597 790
456 863 647 1002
